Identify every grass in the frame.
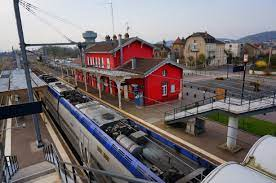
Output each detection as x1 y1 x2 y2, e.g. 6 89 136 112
206 112 276 136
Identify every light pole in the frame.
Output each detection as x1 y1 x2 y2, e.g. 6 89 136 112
224 49 232 79
241 53 248 104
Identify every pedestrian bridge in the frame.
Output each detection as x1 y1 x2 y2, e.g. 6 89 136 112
165 93 276 125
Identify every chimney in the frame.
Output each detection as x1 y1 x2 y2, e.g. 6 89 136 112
118 34 123 65
105 35 111 41
124 33 130 39
113 35 117 41
131 58 136 69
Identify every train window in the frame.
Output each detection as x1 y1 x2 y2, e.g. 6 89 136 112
97 146 103 154
103 153 110 162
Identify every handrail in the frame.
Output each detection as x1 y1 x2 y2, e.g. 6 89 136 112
43 143 155 183
165 91 276 121
1 155 19 182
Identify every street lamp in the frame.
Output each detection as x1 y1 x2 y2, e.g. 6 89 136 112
241 53 248 104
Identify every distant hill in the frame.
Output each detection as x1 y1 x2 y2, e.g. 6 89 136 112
238 31 276 43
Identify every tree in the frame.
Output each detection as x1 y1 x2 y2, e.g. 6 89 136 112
198 53 206 66
188 56 194 66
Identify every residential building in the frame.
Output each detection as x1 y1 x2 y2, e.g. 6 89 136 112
225 42 244 58
172 37 185 62
215 40 227 66
184 32 227 66
154 40 171 59
244 43 261 59
74 34 183 106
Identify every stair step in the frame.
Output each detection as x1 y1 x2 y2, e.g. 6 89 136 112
24 172 61 183
11 161 56 183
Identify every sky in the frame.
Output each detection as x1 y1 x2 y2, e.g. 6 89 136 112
1 0 276 51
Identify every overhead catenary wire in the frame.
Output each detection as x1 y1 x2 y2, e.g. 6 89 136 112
19 0 83 31
19 1 75 43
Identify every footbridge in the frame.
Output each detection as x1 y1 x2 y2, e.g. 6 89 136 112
164 91 276 151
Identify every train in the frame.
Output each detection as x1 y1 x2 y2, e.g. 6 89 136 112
38 74 216 183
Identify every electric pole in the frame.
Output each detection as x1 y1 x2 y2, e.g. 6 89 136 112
13 0 43 147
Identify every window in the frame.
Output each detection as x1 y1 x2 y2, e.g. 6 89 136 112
162 83 168 96
87 57 90 66
162 70 167 77
107 58 110 69
92 57 94 65
171 84 175 93
101 58 104 68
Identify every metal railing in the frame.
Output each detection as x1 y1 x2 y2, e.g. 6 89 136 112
43 143 155 183
1 156 19 182
165 91 276 122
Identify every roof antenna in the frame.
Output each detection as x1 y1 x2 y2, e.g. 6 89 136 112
126 22 130 33
108 0 115 36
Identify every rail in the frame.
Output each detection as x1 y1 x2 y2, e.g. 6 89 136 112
1 155 19 182
165 91 276 122
43 143 155 183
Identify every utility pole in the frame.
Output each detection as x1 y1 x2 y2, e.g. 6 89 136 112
241 53 248 104
268 47 272 72
13 0 43 147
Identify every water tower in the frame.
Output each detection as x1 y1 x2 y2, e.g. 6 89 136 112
82 31 97 43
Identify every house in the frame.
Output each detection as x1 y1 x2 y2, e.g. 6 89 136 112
244 43 261 59
184 32 226 66
74 34 183 106
224 42 244 58
172 37 185 62
154 40 171 59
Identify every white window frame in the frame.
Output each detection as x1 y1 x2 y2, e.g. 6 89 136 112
107 58 110 69
170 84 175 93
162 70 167 77
162 83 168 96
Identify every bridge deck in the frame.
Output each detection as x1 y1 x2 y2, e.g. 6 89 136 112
165 96 276 123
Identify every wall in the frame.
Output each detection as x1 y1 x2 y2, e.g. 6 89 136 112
214 44 226 66
184 36 206 64
144 64 183 105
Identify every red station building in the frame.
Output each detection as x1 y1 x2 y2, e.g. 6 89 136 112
74 34 183 106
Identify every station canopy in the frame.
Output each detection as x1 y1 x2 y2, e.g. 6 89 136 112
0 69 47 96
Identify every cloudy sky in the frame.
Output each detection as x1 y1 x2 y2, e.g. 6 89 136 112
1 0 276 51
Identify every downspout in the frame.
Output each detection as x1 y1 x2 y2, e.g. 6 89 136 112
119 34 123 65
